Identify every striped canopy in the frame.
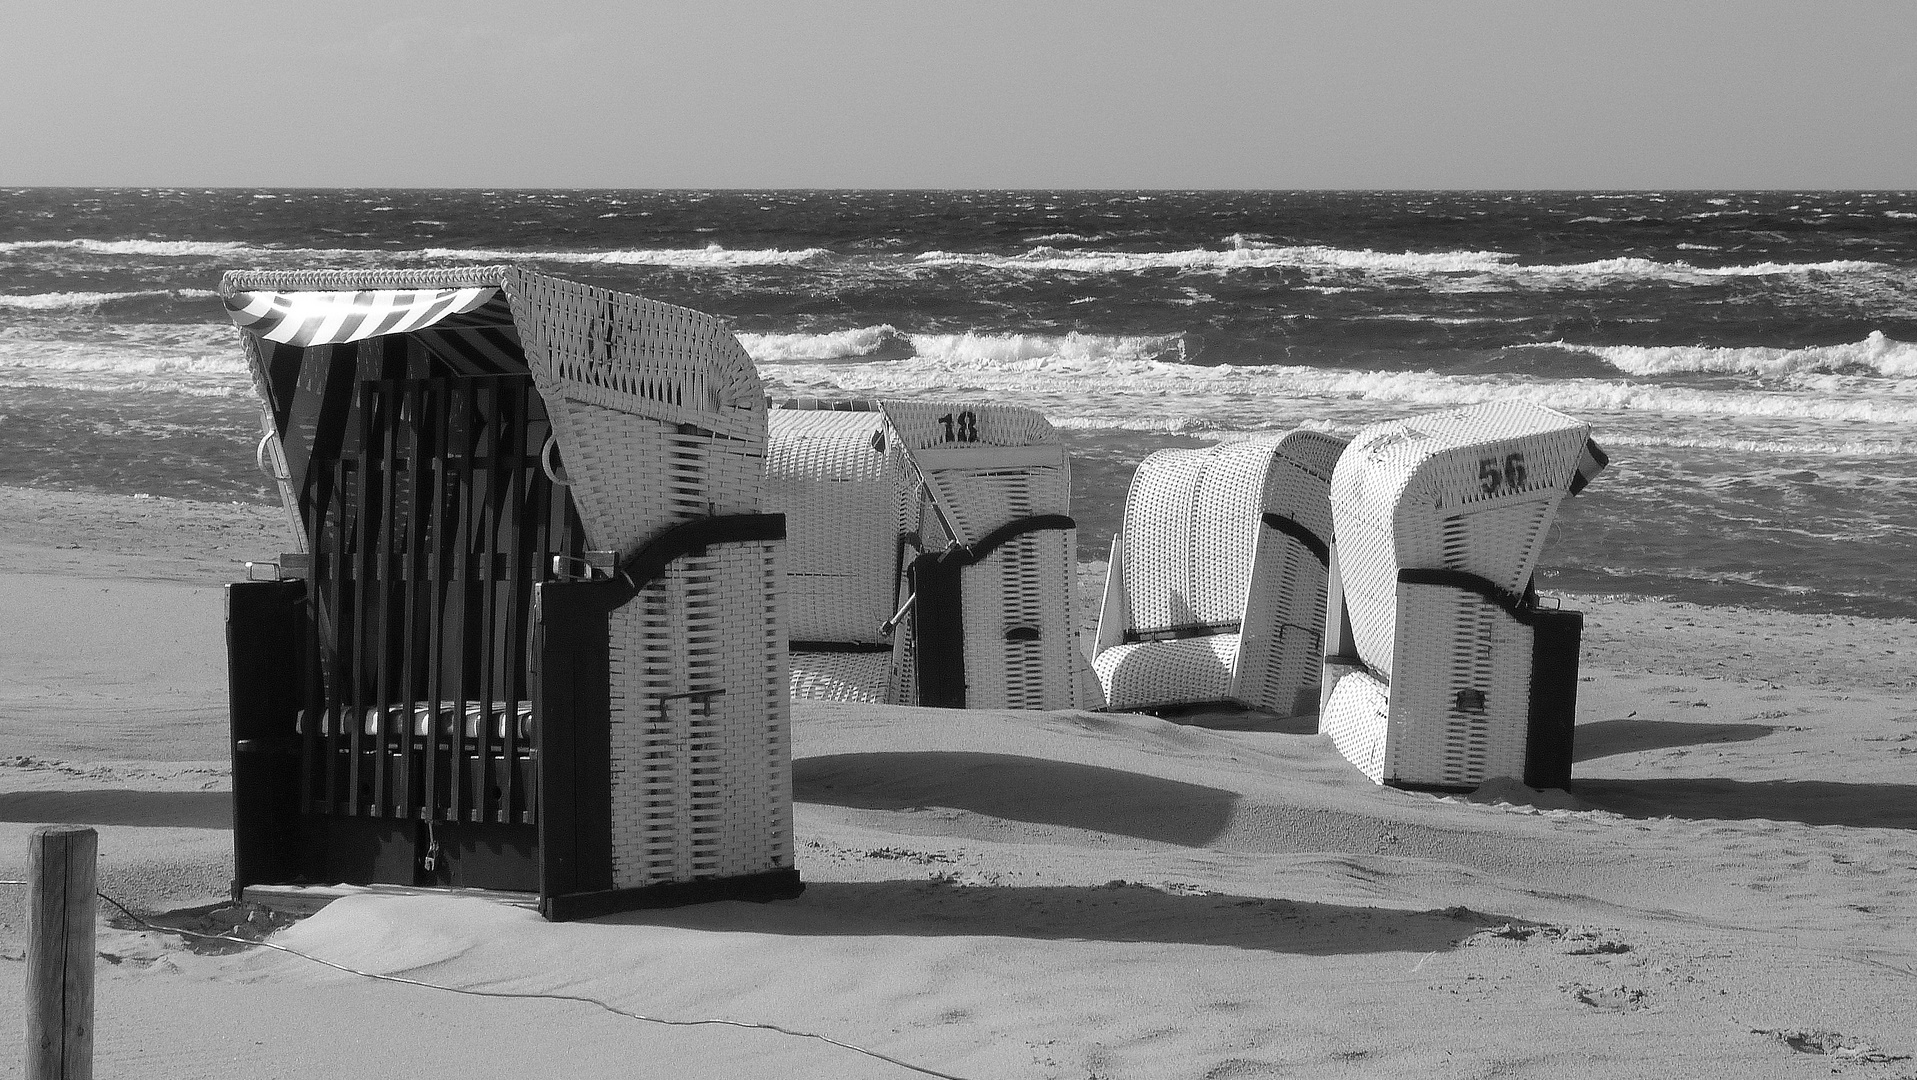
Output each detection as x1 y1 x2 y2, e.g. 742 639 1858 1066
224 286 512 346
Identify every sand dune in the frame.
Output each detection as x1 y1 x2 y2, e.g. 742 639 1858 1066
0 486 1912 1079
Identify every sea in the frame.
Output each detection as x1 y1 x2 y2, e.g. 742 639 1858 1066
2 188 1914 620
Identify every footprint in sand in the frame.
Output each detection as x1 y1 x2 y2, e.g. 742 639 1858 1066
1565 983 1651 1011
1752 1028 1911 1063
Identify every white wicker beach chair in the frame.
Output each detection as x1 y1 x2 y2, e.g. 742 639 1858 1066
766 399 1085 710
765 405 906 703
221 265 797 919
1091 431 1348 715
1317 401 1608 790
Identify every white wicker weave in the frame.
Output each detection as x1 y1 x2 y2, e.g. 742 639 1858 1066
1092 430 1347 715
216 265 795 911
881 400 1083 711
506 271 791 891
765 406 908 701
1319 401 1606 790
767 399 1084 709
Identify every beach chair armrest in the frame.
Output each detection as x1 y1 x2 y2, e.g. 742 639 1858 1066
614 513 788 599
1395 567 1548 627
1259 512 1330 567
942 513 1076 566
1093 533 1130 655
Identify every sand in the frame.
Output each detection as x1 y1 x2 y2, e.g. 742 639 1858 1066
0 484 1912 1079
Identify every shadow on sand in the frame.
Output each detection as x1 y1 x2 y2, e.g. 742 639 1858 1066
1573 717 1775 762
1570 778 1917 830
0 790 230 829
601 878 1519 956
795 751 1237 846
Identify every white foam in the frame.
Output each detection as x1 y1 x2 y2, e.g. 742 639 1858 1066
913 243 1522 275
4 236 1883 289
0 237 833 268
1597 432 1917 457
0 289 217 311
1256 367 1917 425
735 325 910 362
0 323 249 396
906 330 1184 367
761 347 1917 435
909 241 1881 284
739 325 1185 367
411 243 834 267
1571 332 1917 378
0 239 252 257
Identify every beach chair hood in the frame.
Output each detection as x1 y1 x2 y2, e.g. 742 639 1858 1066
221 265 767 562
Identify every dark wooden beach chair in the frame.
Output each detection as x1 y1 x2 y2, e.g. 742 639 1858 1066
223 266 799 919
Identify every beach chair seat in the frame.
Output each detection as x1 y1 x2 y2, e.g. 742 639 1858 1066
1318 401 1607 791
1091 431 1348 715
222 266 799 919
767 399 1087 710
296 700 535 741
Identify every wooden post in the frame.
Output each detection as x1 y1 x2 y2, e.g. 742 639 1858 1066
26 825 96 1080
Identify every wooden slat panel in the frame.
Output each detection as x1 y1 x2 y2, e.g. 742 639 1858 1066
294 372 571 828
370 378 399 818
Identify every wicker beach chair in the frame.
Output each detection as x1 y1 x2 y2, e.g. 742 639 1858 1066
1317 401 1608 791
222 266 799 919
1091 431 1349 715
766 398 1085 710
766 404 906 703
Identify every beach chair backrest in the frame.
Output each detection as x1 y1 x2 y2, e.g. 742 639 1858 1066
1330 401 1605 681
877 400 1080 710
1116 432 1346 638
506 271 767 559
766 406 906 644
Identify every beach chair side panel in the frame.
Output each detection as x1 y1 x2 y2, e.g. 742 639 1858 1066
509 271 798 916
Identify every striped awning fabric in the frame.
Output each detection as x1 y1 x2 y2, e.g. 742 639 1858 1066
224 287 512 347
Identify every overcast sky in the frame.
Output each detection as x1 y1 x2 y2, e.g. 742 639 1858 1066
3 0 1912 189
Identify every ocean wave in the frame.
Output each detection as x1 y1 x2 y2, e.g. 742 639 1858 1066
0 350 249 378
910 240 1881 284
0 239 252 257
0 237 834 268
1218 367 1917 425
907 330 1185 367
0 289 218 311
0 376 246 398
412 243 835 267
3 234 1888 289
764 349 1917 432
1596 432 1917 457
1568 331 1917 378
740 325 1185 366
0 324 250 396
735 325 912 362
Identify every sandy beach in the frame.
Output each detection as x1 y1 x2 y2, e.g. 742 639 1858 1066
1 484 1912 1079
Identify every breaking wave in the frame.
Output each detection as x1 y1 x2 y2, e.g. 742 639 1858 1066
2 236 1884 288
412 244 834 267
0 289 218 311
911 239 1882 284
739 325 1185 366
1569 331 1917 378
